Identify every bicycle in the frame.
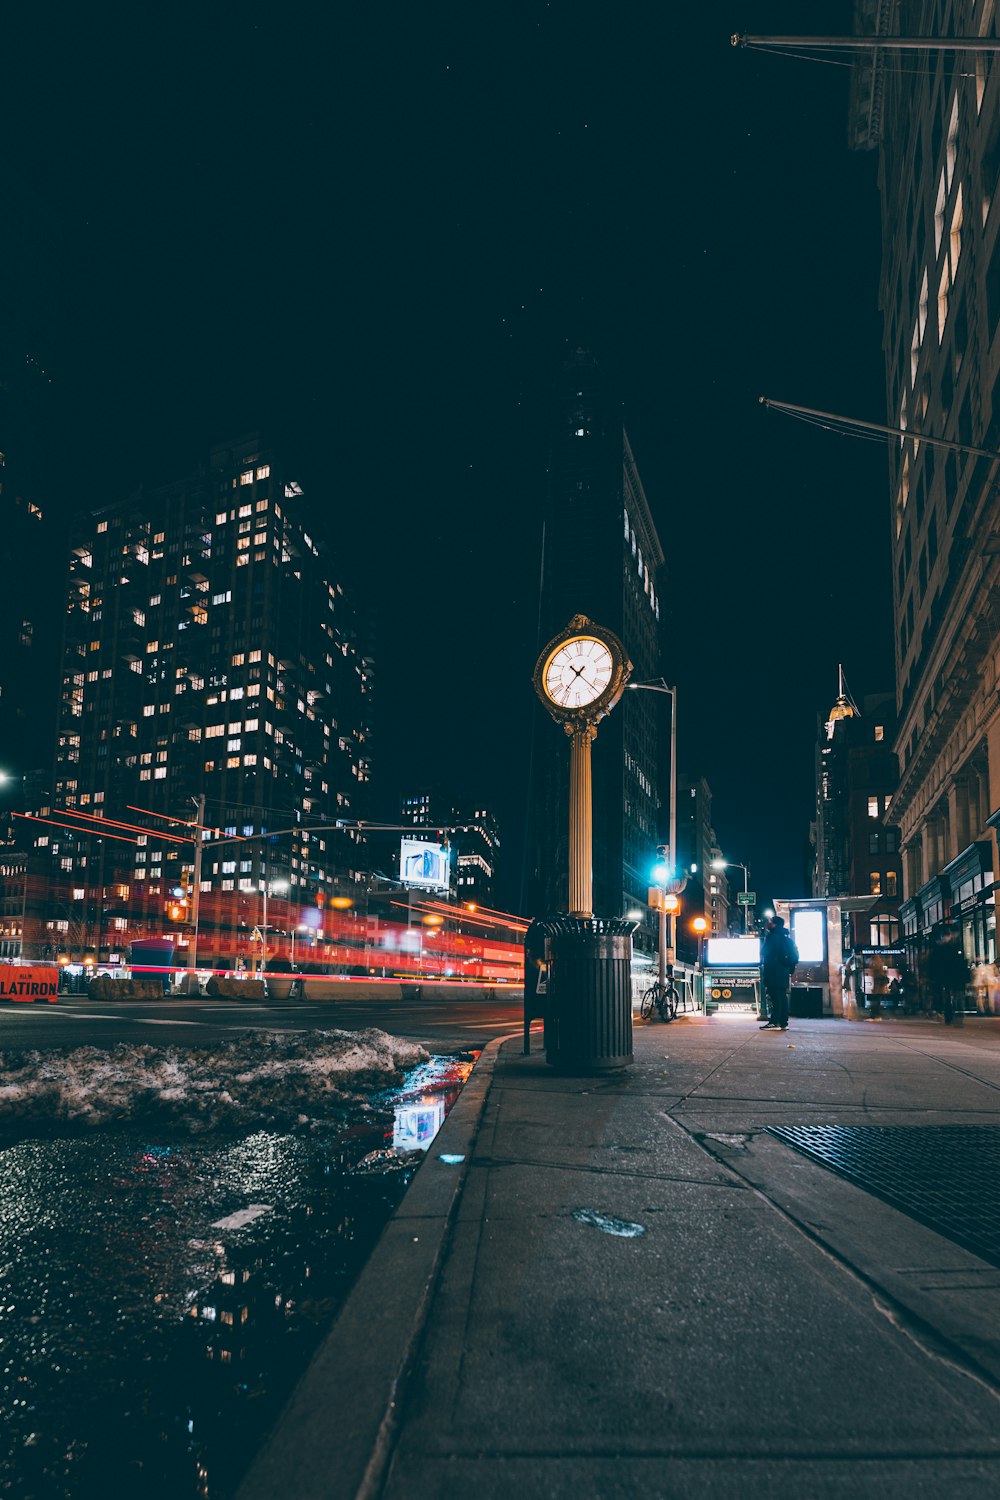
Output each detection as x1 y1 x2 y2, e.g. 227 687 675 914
639 978 679 1022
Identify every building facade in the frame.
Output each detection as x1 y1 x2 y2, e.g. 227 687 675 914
812 681 903 951
34 434 373 971
527 350 665 941
399 788 501 906
677 776 731 942
851 0 999 971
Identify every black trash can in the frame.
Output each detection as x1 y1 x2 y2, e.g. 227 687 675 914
544 916 636 1074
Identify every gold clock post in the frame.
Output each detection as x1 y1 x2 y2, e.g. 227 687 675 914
530 615 637 1075
533 613 632 910
568 723 597 917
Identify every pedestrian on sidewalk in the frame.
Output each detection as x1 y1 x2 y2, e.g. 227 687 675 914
760 915 799 1031
868 955 889 1020
927 926 970 1025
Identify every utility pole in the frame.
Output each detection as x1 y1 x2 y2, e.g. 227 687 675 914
188 793 205 976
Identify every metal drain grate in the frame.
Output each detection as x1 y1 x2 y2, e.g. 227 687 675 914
769 1124 1000 1268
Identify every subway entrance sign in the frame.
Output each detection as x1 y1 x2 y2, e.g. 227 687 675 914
704 936 761 1012
0 965 60 1003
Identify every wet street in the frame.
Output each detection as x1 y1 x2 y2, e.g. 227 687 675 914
0 1051 475 1499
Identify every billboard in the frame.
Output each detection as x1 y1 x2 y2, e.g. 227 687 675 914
791 908 825 964
705 936 760 967
400 838 451 891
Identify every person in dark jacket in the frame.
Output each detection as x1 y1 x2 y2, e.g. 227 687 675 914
927 927 970 1025
760 915 799 1031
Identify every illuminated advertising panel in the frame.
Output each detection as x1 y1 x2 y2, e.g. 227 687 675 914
791 908 825 964
400 838 451 891
705 937 760 967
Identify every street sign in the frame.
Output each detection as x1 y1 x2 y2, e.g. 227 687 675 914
737 891 756 906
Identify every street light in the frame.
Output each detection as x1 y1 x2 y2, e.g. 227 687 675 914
627 679 680 979
712 857 752 933
261 877 288 975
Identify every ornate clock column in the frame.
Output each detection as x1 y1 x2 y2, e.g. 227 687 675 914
531 615 637 1074
567 721 597 917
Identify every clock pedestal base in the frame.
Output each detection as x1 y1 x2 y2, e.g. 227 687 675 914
542 916 636 1075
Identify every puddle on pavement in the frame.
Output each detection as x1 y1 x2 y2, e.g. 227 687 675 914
0 1053 474 1499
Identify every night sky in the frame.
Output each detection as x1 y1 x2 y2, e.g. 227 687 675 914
6 2 893 912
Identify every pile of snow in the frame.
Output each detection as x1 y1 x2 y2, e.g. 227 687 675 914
0 1028 429 1133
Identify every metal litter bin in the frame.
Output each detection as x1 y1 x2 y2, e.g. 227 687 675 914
544 916 635 1074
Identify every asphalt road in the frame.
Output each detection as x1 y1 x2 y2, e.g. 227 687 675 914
0 992 527 1053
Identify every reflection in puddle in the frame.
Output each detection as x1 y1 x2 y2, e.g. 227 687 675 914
0 1052 474 1499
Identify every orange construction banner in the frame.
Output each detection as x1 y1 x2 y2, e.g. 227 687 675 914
0 965 60 1003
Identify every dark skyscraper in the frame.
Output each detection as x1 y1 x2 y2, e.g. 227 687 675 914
527 351 664 939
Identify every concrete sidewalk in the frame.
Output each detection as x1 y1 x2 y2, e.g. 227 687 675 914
239 1013 1000 1500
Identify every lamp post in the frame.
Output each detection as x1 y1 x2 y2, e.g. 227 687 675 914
692 915 708 1009
627 679 680 979
261 877 288 976
712 858 751 933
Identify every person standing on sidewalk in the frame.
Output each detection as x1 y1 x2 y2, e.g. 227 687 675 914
927 926 970 1025
868 955 889 1020
760 915 799 1032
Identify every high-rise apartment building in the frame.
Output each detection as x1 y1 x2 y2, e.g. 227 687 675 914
527 350 664 939
851 0 999 968
36 434 373 968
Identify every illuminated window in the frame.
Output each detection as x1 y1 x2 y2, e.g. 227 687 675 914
240 470 253 485
238 503 252 517
96 520 108 533
227 756 240 768
143 704 155 717
256 465 270 479
154 532 165 545
216 512 227 525
870 872 882 896
874 725 884 742
867 797 879 818
886 872 898 896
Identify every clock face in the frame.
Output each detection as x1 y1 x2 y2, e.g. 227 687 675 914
543 636 615 710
